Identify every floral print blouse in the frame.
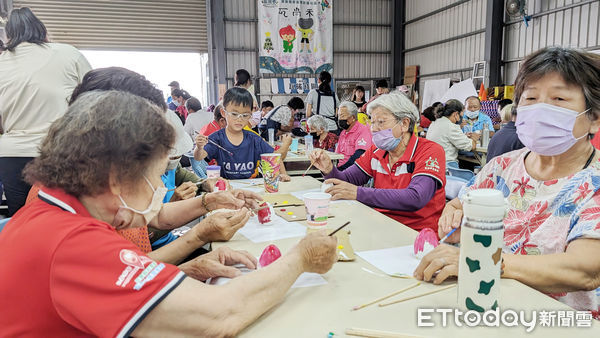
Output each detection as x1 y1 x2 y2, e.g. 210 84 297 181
459 148 600 317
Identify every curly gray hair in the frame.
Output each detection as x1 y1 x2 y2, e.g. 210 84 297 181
307 115 328 133
24 90 175 197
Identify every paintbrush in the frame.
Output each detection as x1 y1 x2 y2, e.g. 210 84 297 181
302 161 315 177
328 221 350 236
207 139 234 156
167 180 207 192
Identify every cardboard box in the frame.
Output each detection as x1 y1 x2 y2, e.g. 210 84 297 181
405 65 419 77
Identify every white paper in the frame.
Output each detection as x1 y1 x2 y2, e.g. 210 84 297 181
356 245 421 276
238 214 306 243
439 78 478 105
230 178 265 193
207 265 327 289
291 272 328 288
422 78 450 108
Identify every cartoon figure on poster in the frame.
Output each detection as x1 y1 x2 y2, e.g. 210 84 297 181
258 0 333 74
263 32 274 53
297 18 314 53
279 25 296 53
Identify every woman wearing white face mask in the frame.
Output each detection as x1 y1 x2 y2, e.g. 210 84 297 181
309 91 447 232
0 91 338 336
415 47 600 318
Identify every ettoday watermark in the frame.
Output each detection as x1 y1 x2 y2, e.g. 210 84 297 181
417 308 593 332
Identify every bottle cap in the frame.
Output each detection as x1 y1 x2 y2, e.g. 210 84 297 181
463 189 506 221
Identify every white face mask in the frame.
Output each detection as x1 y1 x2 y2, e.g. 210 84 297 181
166 158 180 171
112 176 167 229
465 110 480 119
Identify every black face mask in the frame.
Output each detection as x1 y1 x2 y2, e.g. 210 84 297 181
338 119 350 130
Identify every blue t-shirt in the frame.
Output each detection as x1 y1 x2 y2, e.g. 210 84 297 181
462 112 494 133
205 129 275 179
161 168 176 202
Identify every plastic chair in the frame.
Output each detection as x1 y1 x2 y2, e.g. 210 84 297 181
445 176 468 200
446 161 459 169
0 217 10 233
447 166 475 181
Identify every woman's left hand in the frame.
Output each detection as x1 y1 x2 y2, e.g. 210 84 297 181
324 178 358 200
231 189 262 210
204 191 245 211
178 247 257 281
280 173 291 182
413 244 460 284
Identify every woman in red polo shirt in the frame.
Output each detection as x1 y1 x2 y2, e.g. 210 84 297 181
0 90 337 337
310 91 446 232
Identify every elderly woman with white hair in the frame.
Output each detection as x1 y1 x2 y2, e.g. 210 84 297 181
310 92 447 232
307 115 339 152
336 101 372 170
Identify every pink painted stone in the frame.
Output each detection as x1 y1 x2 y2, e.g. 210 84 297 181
215 179 227 191
257 202 272 224
413 228 439 259
259 244 281 267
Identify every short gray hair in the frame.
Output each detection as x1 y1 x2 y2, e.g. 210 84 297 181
367 91 419 129
339 101 358 118
307 115 328 133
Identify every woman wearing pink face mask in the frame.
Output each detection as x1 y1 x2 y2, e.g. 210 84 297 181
0 90 338 336
415 47 600 318
309 91 447 232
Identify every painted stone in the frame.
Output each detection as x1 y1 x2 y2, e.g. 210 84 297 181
259 244 281 267
413 228 439 259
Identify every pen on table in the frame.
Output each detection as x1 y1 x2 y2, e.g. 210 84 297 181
328 221 350 236
439 227 458 244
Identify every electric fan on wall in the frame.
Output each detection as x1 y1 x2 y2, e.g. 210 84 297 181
506 0 532 27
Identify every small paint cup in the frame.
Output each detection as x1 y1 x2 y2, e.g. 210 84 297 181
206 165 221 179
303 192 331 228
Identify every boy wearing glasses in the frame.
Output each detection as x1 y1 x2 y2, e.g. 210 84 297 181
194 87 291 180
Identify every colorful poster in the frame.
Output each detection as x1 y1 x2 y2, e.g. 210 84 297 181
258 0 333 74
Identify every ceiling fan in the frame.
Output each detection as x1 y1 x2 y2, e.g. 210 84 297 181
506 0 532 27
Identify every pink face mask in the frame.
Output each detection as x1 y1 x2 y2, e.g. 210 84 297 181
516 103 589 156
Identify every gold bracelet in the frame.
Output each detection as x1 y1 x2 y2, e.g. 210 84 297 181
202 193 211 212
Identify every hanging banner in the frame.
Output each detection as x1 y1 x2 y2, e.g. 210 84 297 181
258 0 333 74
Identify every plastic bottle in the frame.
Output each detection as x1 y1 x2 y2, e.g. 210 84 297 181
458 189 506 313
